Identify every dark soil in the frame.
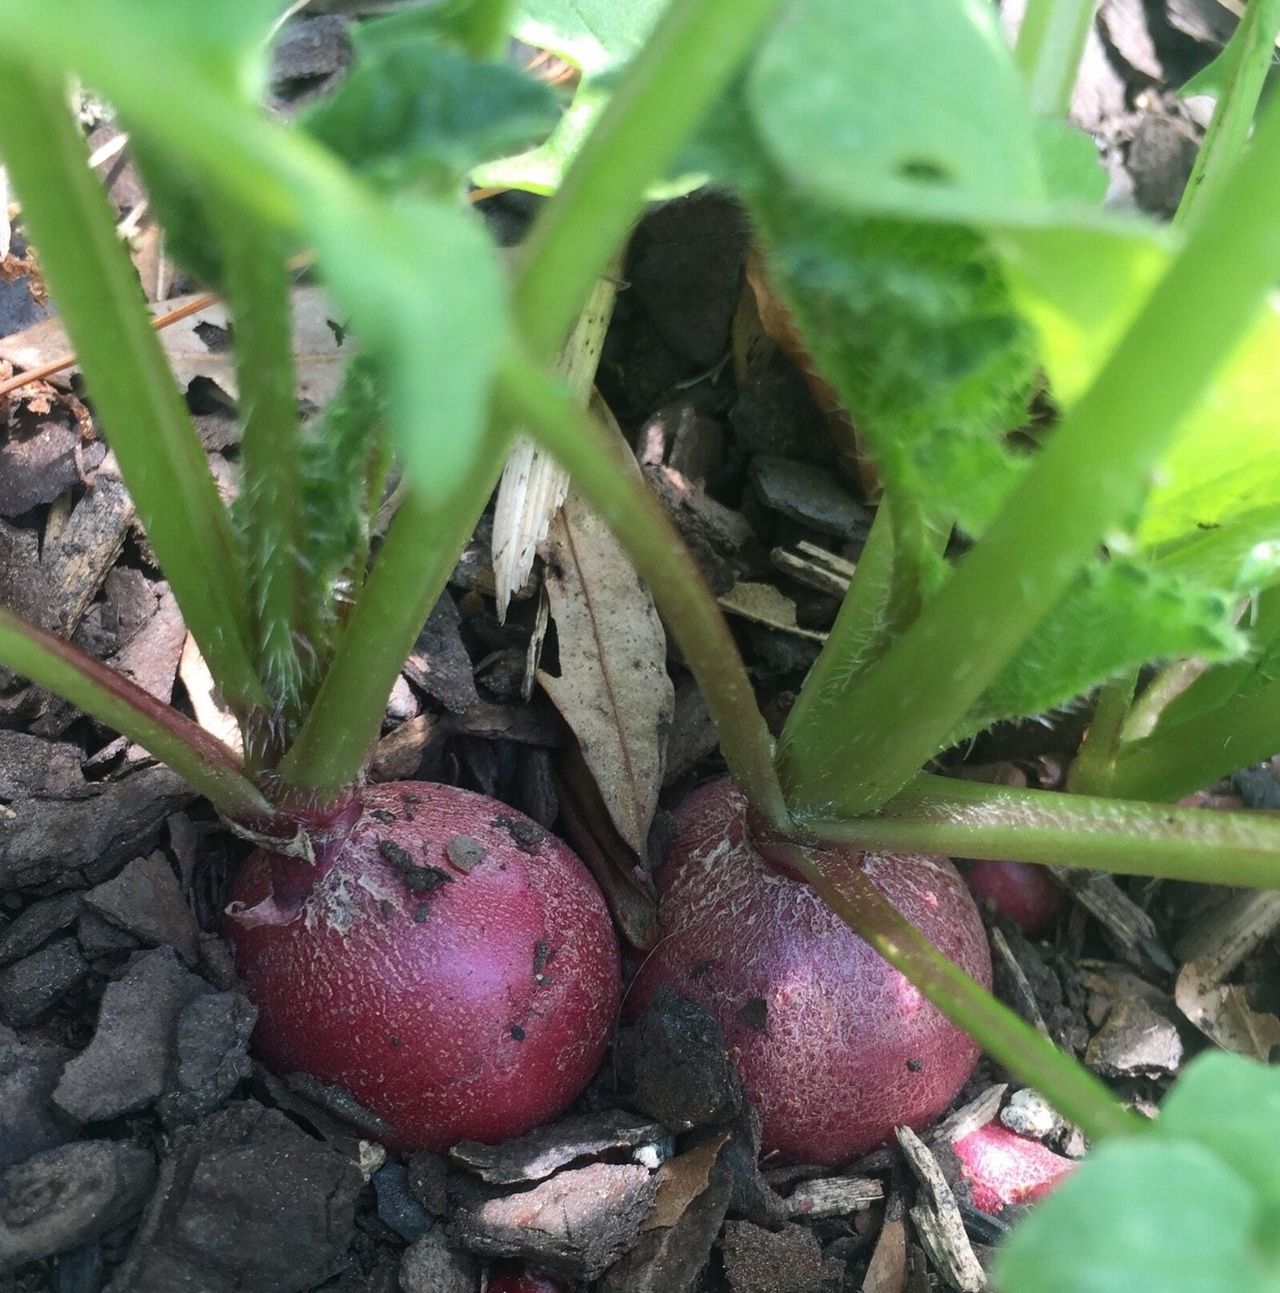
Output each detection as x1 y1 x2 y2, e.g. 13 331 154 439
1 4 1275 1292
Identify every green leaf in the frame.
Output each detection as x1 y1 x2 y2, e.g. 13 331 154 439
998 1054 1280 1291
751 202 1037 539
305 194 505 506
303 15 560 191
746 0 1043 224
474 0 696 195
1033 119 1108 205
995 1138 1267 1293
965 559 1245 737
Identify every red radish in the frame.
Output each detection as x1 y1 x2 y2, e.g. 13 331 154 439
487 1264 567 1292
226 781 620 1151
628 779 992 1165
962 859 1068 937
952 1121 1075 1212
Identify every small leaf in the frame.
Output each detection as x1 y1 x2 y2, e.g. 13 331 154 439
304 194 504 505
304 16 560 190
964 559 1244 738
747 0 1043 224
538 490 674 856
513 0 671 74
995 1137 1268 1293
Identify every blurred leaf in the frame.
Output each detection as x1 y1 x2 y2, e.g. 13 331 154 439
304 14 560 190
306 194 504 505
475 0 689 194
747 0 1043 223
1034 119 1108 204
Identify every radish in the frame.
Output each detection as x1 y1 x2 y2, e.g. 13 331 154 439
962 859 1068 937
226 782 620 1151
628 779 992 1164
487 1264 568 1292
952 1121 1076 1212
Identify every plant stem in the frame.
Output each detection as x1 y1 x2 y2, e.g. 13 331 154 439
0 68 266 713
0 609 269 821
803 773 1280 888
1014 0 1099 118
495 349 789 830
781 500 896 749
223 226 305 755
1175 0 1280 228
513 0 783 359
777 91 1280 820
1109 676 1280 802
1067 668 1138 795
760 830 1139 1142
455 0 518 60
275 444 508 800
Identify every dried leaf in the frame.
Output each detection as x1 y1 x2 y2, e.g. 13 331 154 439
538 490 673 856
1175 959 1280 1061
641 1132 731 1232
0 286 349 407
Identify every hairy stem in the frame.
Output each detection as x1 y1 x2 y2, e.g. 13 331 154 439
0 609 269 821
1067 668 1139 795
495 349 789 830
777 91 1280 819
513 0 783 359
223 226 305 758
760 830 1139 1142
804 773 1280 888
0 68 265 712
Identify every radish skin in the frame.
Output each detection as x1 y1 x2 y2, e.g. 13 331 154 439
953 1121 1076 1212
629 779 992 1164
227 781 620 1150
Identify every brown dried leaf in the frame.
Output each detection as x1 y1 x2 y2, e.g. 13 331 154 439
0 287 349 407
642 1132 730 1233
538 491 673 856
1175 959 1280 1061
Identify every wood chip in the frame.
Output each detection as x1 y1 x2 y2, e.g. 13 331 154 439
769 541 856 597
862 1203 908 1293
785 1174 883 1219
1048 866 1174 973
1173 888 1280 978
931 1085 1008 1148
896 1127 986 1293
990 928 1052 1039
177 635 242 754
717 582 826 641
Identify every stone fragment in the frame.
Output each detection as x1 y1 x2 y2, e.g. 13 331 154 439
749 456 871 540
720 1221 842 1293
54 948 208 1122
398 1230 477 1293
0 1027 73 1170
156 991 257 1127
450 1163 658 1280
0 1141 154 1271
76 911 140 958
1085 996 1184 1078
107 1102 361 1293
85 851 200 965
0 893 83 965
373 1162 430 1243
0 939 88 1026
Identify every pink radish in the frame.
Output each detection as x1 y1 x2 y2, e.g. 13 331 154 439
953 1121 1076 1212
962 859 1068 937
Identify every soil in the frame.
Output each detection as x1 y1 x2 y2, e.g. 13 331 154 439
1 4 1276 1292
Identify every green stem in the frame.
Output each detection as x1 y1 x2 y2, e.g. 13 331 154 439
782 500 896 749
513 0 783 359
0 68 266 713
1109 676 1280 803
1067 668 1138 795
1014 0 1099 118
803 773 1280 888
223 227 305 755
495 349 789 830
761 830 1138 1142
777 91 1280 820
455 0 518 60
276 444 508 800
1175 0 1280 227
0 609 269 821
